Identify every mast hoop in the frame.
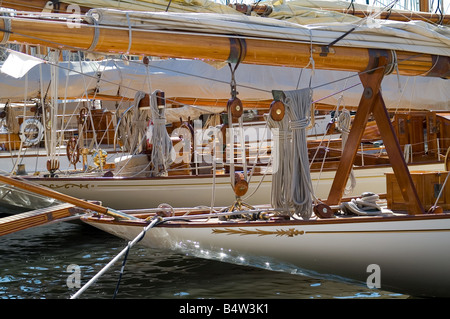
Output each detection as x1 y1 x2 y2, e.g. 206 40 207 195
0 12 11 45
384 50 397 75
85 16 99 52
227 37 247 65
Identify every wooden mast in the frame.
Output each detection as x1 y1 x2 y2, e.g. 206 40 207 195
1 16 448 78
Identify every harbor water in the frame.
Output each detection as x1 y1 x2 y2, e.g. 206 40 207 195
0 218 409 300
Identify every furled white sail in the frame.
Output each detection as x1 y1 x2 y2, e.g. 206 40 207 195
0 57 448 111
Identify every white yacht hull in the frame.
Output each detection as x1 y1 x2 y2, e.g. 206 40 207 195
83 212 450 298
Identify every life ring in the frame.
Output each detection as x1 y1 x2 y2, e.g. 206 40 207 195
19 118 44 147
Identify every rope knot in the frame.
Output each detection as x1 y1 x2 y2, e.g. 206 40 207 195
290 118 310 130
152 118 166 125
272 129 292 141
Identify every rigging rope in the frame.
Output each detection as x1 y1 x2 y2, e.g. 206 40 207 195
70 216 162 299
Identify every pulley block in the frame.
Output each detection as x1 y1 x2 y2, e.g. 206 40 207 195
234 172 248 197
313 203 334 218
269 100 285 121
227 97 243 119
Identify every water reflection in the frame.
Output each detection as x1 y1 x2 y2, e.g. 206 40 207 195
0 222 408 299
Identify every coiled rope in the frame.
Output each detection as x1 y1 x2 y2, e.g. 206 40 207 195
284 89 314 220
148 90 175 176
268 88 314 220
340 192 391 216
336 107 356 194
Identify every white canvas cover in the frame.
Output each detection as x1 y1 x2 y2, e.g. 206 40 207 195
0 50 46 79
0 58 448 111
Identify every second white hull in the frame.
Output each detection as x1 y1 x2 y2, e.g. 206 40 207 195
29 162 444 210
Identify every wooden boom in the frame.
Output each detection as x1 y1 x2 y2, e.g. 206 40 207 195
1 15 448 78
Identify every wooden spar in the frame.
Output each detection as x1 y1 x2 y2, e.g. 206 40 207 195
317 10 448 25
65 95 345 112
0 203 76 236
326 56 424 215
419 0 430 13
0 175 140 220
1 16 449 78
234 4 450 25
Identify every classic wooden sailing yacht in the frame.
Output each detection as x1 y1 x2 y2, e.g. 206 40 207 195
0 1 450 297
0 1 448 210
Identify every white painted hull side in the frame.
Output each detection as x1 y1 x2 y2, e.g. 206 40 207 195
84 215 450 298
30 162 444 210
31 174 272 210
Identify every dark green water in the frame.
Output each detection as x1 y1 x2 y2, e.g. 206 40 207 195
0 221 407 300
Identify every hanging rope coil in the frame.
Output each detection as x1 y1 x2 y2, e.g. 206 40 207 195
268 88 314 220
336 107 356 194
130 91 151 154
116 91 149 153
148 90 175 176
268 113 291 212
284 89 314 220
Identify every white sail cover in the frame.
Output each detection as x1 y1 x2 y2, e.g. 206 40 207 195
0 50 45 79
0 57 448 110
